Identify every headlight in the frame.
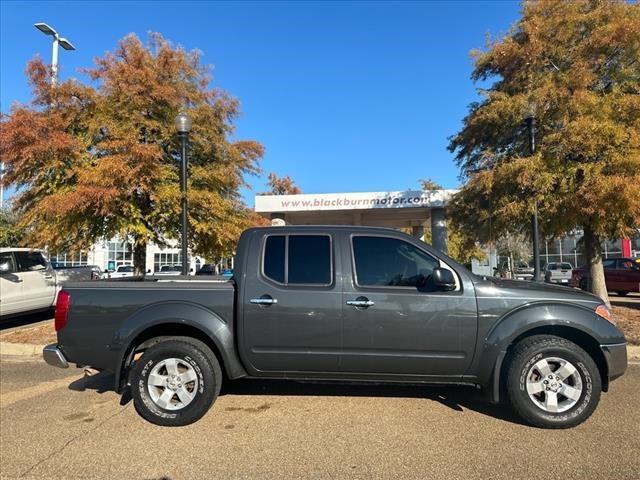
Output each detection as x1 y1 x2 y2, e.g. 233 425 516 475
595 304 615 324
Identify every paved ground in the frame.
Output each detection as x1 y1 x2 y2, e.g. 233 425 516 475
1 357 639 480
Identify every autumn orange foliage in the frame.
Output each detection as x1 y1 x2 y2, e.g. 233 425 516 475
0 33 264 272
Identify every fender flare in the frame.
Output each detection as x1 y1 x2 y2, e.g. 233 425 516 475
476 302 602 403
110 301 247 390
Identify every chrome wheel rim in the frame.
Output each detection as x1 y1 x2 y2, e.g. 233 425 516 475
526 356 583 413
147 358 199 411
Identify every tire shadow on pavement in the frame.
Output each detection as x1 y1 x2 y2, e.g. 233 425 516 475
68 371 133 406
64 372 526 426
220 379 527 426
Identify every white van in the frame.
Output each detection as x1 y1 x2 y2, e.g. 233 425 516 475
0 248 57 318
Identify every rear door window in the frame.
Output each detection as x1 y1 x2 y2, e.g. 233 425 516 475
14 251 48 272
262 234 332 285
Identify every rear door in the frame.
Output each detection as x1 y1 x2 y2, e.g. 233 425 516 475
0 252 23 316
14 251 56 311
341 234 478 377
241 233 343 374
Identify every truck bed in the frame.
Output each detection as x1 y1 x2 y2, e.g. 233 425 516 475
58 278 235 372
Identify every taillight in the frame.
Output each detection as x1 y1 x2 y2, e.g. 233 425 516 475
55 290 71 331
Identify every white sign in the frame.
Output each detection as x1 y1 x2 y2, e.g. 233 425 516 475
255 190 457 213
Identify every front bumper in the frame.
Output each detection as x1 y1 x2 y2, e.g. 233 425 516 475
601 342 627 382
43 344 69 369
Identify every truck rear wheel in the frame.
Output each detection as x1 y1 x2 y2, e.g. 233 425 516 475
130 338 222 427
506 335 601 429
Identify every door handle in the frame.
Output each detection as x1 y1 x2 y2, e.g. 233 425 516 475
346 298 374 307
250 295 278 306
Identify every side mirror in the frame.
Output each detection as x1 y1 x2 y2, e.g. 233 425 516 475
432 267 456 291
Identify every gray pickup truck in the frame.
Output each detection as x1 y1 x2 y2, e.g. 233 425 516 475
43 226 627 428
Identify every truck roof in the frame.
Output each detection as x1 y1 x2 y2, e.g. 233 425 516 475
244 225 404 234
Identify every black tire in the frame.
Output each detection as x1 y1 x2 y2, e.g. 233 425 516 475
616 291 629 297
579 278 588 291
506 335 601 429
130 338 222 427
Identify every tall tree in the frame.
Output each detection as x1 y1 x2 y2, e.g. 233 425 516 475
263 172 302 195
448 0 640 304
418 178 486 265
0 33 263 273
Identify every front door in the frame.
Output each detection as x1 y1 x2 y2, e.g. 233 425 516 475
14 251 56 311
242 233 343 374
341 234 477 377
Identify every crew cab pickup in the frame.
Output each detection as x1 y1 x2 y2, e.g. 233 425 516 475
43 226 627 428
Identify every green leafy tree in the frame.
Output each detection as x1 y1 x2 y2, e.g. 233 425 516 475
0 33 263 273
448 0 640 304
0 206 23 247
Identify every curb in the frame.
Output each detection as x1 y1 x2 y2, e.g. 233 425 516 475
0 342 45 357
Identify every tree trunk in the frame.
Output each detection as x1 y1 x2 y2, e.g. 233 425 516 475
583 224 610 306
133 238 147 276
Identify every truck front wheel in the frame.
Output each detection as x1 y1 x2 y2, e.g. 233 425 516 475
130 338 222 427
506 335 601 429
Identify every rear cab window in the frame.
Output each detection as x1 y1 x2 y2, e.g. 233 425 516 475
262 234 332 286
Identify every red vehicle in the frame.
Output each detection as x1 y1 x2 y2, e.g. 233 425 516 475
572 257 640 296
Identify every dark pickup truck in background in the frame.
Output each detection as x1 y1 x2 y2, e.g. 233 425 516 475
44 226 627 428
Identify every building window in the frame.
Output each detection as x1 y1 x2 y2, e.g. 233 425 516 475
107 241 133 269
49 252 88 268
154 252 182 273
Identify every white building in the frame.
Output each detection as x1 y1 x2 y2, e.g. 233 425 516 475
47 239 214 274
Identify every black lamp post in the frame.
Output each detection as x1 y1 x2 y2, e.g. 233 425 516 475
175 112 192 276
524 114 542 282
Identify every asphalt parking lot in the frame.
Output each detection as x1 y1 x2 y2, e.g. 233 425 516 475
1 357 639 480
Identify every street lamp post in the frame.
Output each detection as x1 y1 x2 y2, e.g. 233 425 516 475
34 23 75 86
175 112 192 276
525 114 542 282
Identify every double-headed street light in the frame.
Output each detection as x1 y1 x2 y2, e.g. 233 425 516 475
524 114 542 282
175 112 192 276
34 22 75 86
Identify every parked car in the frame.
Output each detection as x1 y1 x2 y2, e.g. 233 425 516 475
0 248 57 318
155 265 183 276
195 264 216 276
43 226 627 429
544 262 573 285
572 257 640 296
52 264 103 283
495 261 534 280
514 261 535 280
108 265 135 278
